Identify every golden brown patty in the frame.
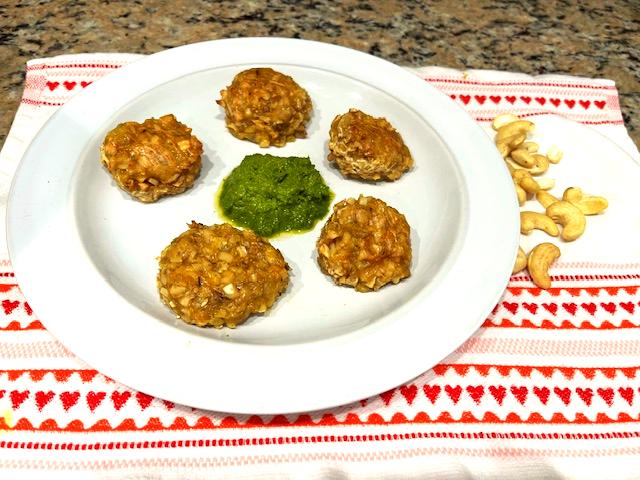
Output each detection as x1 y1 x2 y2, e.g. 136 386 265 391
157 222 289 328
216 68 312 148
100 114 203 203
328 109 413 181
316 196 411 292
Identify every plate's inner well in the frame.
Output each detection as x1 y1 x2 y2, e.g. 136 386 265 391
73 64 464 346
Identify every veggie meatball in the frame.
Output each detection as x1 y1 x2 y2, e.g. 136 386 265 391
100 114 203 203
316 196 411 292
328 108 413 181
158 222 289 328
216 68 312 148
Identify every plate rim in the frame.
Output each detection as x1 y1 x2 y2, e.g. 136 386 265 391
6 37 520 414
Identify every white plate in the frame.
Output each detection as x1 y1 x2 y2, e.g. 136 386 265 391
7 38 519 414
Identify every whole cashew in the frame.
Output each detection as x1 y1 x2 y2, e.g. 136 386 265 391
536 177 555 190
511 168 540 194
562 187 608 215
496 133 526 158
492 113 520 130
514 182 526 205
527 242 560 289
529 154 550 176
496 120 535 141
521 211 560 236
546 145 563 164
511 148 537 168
513 246 527 274
536 190 560 209
546 201 586 241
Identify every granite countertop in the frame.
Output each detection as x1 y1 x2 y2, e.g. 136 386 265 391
1 0 638 149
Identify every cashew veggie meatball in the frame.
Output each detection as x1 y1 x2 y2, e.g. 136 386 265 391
101 114 203 203
216 67 312 147
328 108 413 181
158 222 289 328
316 196 411 292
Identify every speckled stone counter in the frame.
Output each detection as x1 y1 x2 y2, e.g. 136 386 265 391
1 0 638 149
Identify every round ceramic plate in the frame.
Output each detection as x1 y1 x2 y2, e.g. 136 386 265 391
7 38 519 414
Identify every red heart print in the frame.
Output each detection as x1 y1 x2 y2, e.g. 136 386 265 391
600 302 616 314
542 303 558 315
445 385 462 404
163 400 175 410
63 81 76 91
597 388 614 406
522 302 538 315
399 385 418 405
2 300 20 315
81 81 93 88
579 100 590 109
520 96 531 104
87 391 106 412
503 302 518 315
379 388 395 406
60 391 80 411
554 387 571 405
459 95 471 105
489 95 501 104
24 302 33 315
359 399 367 407
505 96 516 104
594 100 606 109
46 81 59 91
489 385 506 405
510 386 528 405
474 95 486 104
581 302 597 315
35 391 54 411
0 390 5 400
619 387 634 406
10 390 30 409
136 391 154 410
550 98 561 107
562 303 577 315
466 385 484 404
621 302 635 314
576 387 593 406
564 99 576 109
535 97 546 105
423 384 441 404
111 390 132 410
450 94 456 100
533 386 550 405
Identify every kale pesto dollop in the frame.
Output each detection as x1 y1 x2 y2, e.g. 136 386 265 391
218 154 333 237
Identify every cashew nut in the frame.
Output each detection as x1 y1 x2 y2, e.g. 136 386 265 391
514 182 526 205
492 113 520 130
527 242 560 289
536 190 560 209
536 177 555 190
546 201 586 241
496 133 526 158
562 187 608 215
520 211 560 236
511 148 537 168
513 169 540 195
529 154 550 176
513 246 527 274
546 145 563 164
523 141 539 153
496 120 535 142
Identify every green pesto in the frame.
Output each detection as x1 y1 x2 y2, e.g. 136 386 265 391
218 154 333 238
